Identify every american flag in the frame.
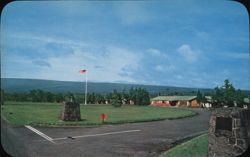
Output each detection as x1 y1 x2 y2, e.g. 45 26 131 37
79 69 87 74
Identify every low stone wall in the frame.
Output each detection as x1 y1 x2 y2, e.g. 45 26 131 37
59 102 81 121
208 108 250 157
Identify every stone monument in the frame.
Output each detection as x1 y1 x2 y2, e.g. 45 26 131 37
59 100 81 121
208 107 250 157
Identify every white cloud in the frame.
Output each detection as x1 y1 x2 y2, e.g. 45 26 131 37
2 32 142 83
155 65 164 72
147 48 168 58
176 75 183 80
177 44 198 62
167 65 176 71
8 32 88 48
33 45 141 83
155 64 175 72
1 54 50 79
195 31 209 39
221 52 249 60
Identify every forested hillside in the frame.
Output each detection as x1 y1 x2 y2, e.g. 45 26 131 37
1 78 213 94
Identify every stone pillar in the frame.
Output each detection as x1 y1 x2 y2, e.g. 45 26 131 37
208 108 250 157
59 102 81 121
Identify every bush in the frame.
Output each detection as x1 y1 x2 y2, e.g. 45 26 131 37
110 90 122 107
111 98 122 108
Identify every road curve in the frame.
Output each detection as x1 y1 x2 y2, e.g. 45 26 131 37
1 108 211 157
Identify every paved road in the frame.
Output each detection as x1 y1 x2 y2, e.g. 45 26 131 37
1 108 211 157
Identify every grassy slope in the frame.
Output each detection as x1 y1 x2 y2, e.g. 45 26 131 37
159 134 208 157
1 102 196 126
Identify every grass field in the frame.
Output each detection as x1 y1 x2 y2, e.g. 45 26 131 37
159 134 208 157
1 101 196 126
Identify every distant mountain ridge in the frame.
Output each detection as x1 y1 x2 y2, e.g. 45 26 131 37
1 78 213 94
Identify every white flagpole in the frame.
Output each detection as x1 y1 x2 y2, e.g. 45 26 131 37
84 70 88 105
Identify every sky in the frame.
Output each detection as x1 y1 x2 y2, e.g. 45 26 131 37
1 0 249 90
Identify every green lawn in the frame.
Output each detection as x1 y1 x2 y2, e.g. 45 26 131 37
159 134 208 157
1 101 196 126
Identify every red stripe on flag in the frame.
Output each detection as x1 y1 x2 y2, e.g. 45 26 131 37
79 69 87 74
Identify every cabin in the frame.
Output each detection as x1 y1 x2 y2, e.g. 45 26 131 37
150 95 201 108
202 96 212 108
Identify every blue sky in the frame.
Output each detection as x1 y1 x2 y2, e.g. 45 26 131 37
1 0 249 89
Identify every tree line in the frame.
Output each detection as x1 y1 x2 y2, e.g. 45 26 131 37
211 79 249 107
195 79 249 107
1 79 249 108
1 89 64 103
1 87 151 106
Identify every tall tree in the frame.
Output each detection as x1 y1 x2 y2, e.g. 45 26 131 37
1 89 4 105
46 92 54 102
212 79 244 107
196 90 203 103
129 88 136 103
64 92 75 102
55 93 64 103
121 89 129 104
111 90 122 107
127 88 150 106
140 88 150 106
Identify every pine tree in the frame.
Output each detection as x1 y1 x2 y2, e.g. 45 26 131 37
1 89 4 105
196 90 203 103
212 79 244 107
111 90 122 107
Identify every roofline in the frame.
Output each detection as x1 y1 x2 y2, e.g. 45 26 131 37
150 95 197 101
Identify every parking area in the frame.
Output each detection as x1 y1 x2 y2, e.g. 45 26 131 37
1 109 211 157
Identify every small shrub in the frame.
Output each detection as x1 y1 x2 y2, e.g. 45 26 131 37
111 99 122 108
